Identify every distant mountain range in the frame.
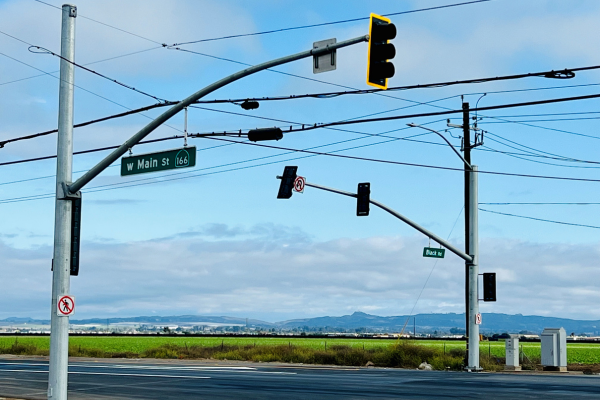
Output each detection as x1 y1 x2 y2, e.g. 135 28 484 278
2 312 599 335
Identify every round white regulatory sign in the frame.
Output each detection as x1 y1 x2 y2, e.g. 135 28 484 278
57 295 75 316
293 176 305 193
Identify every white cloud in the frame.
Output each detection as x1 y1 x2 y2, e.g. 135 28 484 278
1 224 599 322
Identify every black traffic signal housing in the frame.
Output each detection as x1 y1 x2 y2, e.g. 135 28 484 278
357 182 370 216
277 166 297 199
483 272 496 302
70 195 82 276
248 127 283 142
367 13 396 89
241 100 259 110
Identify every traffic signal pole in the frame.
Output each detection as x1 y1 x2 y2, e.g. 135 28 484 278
49 5 76 400
67 35 368 195
279 177 473 263
49 28 368 398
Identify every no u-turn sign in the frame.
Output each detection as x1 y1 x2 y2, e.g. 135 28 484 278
57 295 75 317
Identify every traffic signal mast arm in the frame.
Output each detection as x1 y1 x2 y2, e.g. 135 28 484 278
276 176 472 263
67 34 368 195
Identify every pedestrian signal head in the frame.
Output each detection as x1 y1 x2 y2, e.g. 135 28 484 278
367 13 396 89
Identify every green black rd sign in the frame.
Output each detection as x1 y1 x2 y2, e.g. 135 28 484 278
121 147 196 176
423 247 445 258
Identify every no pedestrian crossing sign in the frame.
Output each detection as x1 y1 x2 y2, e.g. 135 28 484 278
57 295 75 317
121 146 196 176
423 247 445 258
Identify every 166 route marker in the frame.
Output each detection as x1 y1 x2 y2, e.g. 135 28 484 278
57 295 75 317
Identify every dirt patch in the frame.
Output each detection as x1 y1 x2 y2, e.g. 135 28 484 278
567 363 600 374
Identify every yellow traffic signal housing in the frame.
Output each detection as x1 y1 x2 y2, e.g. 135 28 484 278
367 13 396 89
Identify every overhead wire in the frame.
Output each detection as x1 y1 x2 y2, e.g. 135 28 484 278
0 46 163 88
32 0 166 46
199 136 600 183
28 45 169 103
483 131 600 164
480 208 600 229
167 0 492 47
4 87 600 149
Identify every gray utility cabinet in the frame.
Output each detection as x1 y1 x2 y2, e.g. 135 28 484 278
541 327 567 367
505 337 519 367
504 336 521 371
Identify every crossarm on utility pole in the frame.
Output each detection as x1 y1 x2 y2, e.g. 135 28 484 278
67 35 368 194
300 180 473 262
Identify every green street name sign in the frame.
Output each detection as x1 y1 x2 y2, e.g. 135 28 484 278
423 247 445 258
121 146 196 176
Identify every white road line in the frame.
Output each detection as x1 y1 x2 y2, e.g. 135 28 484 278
0 362 296 374
0 369 210 379
69 364 255 371
0 362 253 370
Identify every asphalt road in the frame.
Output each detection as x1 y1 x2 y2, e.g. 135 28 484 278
1 358 599 399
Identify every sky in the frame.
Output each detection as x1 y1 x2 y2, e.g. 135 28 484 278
1 0 600 323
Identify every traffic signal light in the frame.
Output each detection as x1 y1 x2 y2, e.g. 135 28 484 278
70 195 82 276
248 128 283 142
367 13 396 89
483 272 496 302
277 166 297 199
357 182 370 216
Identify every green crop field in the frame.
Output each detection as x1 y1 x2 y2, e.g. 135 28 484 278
1 336 599 364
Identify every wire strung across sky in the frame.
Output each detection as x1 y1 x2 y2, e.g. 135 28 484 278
167 0 493 46
33 0 492 47
28 45 169 103
3 74 600 149
5 17 600 154
479 208 600 229
7 0 492 91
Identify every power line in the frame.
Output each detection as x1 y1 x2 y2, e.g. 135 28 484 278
1 25 166 102
5 87 600 149
5 126 600 205
316 93 600 130
0 50 139 115
483 131 600 164
201 136 600 183
0 143 235 186
479 208 600 229
484 111 600 118
0 46 162 88
168 0 492 47
482 116 600 124
482 145 600 169
32 0 165 46
28 45 169 103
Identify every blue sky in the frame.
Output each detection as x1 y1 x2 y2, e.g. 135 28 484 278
1 0 600 322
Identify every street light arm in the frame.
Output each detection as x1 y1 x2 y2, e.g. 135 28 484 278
68 35 369 194
407 123 471 169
